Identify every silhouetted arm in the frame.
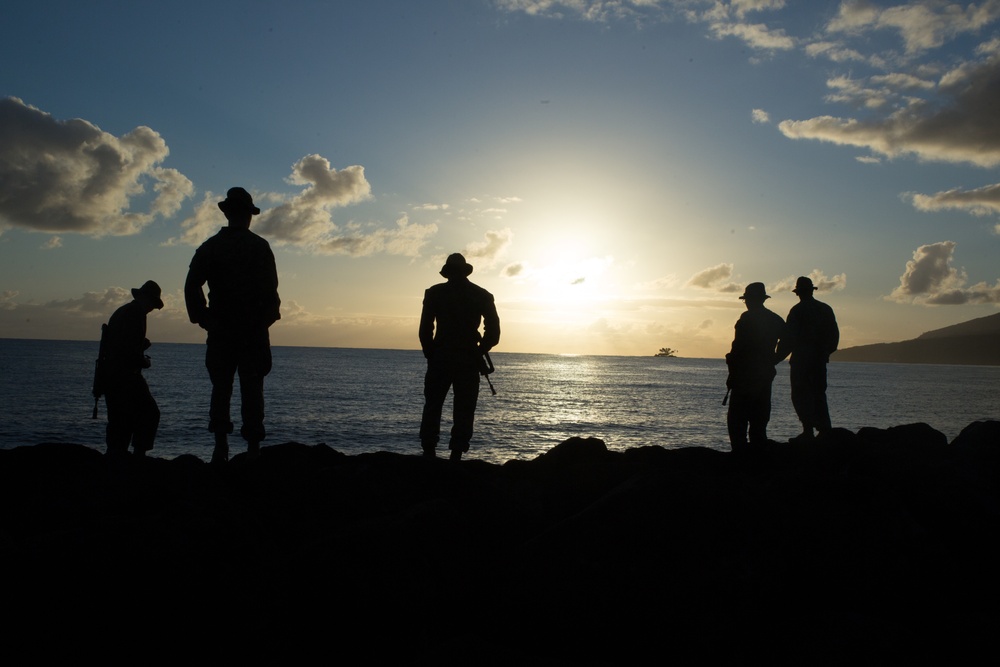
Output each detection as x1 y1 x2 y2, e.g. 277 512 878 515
263 244 281 326
480 297 500 352
184 256 209 326
418 289 435 358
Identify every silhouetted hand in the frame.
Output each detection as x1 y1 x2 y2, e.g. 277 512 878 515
142 355 151 369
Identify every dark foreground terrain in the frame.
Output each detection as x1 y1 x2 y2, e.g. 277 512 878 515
3 422 999 664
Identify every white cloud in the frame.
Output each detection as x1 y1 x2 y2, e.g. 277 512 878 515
255 154 372 245
0 97 193 236
805 40 868 63
827 0 1000 55
888 240 1000 304
751 108 770 124
909 182 1000 216
169 155 438 257
710 20 795 50
41 236 62 249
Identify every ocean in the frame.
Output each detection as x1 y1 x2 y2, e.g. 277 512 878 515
1 338 997 463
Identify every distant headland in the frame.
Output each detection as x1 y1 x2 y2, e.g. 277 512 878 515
834 312 1000 365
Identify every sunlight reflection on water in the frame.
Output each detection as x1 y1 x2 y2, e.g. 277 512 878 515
1 339 997 463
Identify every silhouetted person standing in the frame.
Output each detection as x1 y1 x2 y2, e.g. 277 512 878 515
100 280 163 457
776 276 839 442
419 253 500 461
725 283 785 453
185 187 280 464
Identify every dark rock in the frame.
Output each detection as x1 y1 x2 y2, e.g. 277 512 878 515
2 425 998 663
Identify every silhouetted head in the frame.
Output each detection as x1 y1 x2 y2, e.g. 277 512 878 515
440 253 474 279
793 276 817 298
739 282 770 306
218 187 260 227
132 280 164 310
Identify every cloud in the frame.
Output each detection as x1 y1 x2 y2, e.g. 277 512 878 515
495 0 668 22
778 48 1000 168
773 270 847 293
826 0 1000 55
888 240 1000 304
686 262 742 293
0 97 193 236
710 20 795 50
41 236 62 249
464 228 514 267
751 108 770 124
502 261 526 277
314 214 438 257
804 40 868 63
254 154 372 245
909 182 1000 216
171 156 437 256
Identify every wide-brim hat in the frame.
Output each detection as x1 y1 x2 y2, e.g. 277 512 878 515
440 253 473 278
793 276 817 294
218 187 261 215
132 280 164 309
739 282 770 301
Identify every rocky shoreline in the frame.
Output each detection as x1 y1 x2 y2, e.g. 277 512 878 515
3 421 999 663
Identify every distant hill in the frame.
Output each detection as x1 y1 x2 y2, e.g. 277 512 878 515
833 312 1000 365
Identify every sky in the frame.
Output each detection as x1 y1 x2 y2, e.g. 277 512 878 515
2 0 999 357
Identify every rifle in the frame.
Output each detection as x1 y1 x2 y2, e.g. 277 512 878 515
479 351 497 396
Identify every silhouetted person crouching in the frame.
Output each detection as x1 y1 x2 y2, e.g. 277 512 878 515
419 253 500 461
185 187 280 463
97 280 163 457
725 282 785 453
776 276 839 442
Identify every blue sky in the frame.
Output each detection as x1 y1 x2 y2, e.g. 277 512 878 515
2 0 999 356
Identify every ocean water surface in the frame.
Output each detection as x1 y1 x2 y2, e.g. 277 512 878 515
1 338 997 464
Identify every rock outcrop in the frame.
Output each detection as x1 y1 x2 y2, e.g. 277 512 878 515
2 422 999 663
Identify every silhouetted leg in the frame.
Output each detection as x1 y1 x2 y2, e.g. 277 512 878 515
727 391 749 452
420 357 451 453
206 333 237 437
747 386 772 448
789 363 815 438
237 330 271 446
104 384 132 456
450 362 480 453
813 365 831 432
130 376 159 454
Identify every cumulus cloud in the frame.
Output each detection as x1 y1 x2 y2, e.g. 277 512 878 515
751 108 770 124
686 263 743 293
888 240 1000 304
255 154 372 245
772 270 847 294
41 236 62 249
909 182 1000 216
171 155 437 256
0 97 193 236
464 228 514 267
